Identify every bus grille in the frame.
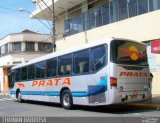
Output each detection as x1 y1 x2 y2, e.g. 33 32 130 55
88 85 106 104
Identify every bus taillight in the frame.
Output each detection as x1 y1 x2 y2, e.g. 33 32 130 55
110 77 117 87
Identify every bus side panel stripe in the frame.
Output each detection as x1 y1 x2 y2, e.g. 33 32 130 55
10 76 108 97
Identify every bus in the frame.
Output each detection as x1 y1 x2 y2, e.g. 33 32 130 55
9 37 151 109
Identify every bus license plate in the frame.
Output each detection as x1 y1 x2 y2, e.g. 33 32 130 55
131 95 137 99
133 91 138 95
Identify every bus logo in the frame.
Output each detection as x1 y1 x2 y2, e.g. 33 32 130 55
32 77 71 87
120 72 148 77
121 46 146 61
17 83 26 88
129 46 139 60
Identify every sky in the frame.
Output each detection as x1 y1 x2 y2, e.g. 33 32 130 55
0 0 51 39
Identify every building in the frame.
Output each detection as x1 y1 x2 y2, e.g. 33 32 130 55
32 0 160 95
0 29 52 92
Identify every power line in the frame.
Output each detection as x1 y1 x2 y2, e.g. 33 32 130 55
19 8 51 31
0 6 18 12
35 0 56 52
0 6 51 31
41 0 53 13
36 2 52 28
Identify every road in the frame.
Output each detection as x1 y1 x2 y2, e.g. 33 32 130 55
0 95 160 118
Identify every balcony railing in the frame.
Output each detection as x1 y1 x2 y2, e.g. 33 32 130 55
64 0 160 37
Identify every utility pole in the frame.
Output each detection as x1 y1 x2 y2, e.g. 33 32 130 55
52 0 56 52
32 0 56 52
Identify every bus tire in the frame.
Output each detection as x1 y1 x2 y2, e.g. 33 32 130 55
17 90 24 103
60 90 73 110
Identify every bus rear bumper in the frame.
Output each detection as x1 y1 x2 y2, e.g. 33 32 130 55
109 91 151 104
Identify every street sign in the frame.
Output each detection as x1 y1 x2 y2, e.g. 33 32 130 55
151 40 160 54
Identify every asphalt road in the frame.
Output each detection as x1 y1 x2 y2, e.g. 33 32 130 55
0 95 160 118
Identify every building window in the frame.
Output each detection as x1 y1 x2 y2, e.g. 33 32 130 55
38 43 52 51
89 10 96 29
65 19 71 36
1 45 5 54
117 0 127 20
5 44 8 53
149 0 154 11
26 42 35 51
64 0 159 37
138 0 148 15
71 15 83 34
158 0 160 9
128 0 138 17
82 12 89 31
0 44 8 55
102 2 110 25
12 42 21 52
148 0 159 11
110 0 117 23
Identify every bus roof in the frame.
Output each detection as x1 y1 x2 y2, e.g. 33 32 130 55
11 37 141 70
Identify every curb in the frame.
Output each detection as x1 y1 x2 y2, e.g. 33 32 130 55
0 93 10 96
126 103 160 109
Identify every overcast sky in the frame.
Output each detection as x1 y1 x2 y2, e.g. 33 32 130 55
0 0 51 39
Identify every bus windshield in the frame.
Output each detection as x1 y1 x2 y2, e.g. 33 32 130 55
110 40 148 65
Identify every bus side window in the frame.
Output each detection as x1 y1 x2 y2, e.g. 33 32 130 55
21 66 27 81
46 58 57 77
58 54 72 76
15 69 20 82
91 45 106 71
28 64 35 80
8 70 15 88
73 49 89 74
36 61 46 79
59 66 64 75
11 70 16 82
66 65 71 74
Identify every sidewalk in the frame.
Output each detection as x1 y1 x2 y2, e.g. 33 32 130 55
127 94 160 109
0 91 10 96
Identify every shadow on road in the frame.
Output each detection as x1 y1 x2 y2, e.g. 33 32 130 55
15 100 158 114
74 105 157 114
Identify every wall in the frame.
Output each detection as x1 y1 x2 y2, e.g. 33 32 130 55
0 31 53 92
152 71 160 95
152 55 160 95
0 68 4 92
0 33 51 46
0 52 49 67
3 68 9 92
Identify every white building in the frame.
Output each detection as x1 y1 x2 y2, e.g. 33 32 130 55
31 0 160 95
0 29 52 92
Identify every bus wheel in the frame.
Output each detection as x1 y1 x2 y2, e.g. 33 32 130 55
17 91 24 103
61 90 73 110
